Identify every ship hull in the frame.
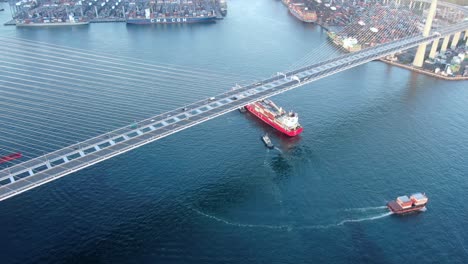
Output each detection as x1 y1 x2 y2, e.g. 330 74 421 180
288 7 317 23
387 201 426 214
16 21 89 27
126 16 216 24
246 104 303 137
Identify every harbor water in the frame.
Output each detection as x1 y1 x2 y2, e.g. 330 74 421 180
1 0 468 263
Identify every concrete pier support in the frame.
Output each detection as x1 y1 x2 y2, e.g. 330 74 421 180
440 35 450 52
413 0 438 67
429 38 440 59
451 32 461 49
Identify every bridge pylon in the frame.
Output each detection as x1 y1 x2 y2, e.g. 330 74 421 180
450 32 461 49
412 0 438 67
428 38 440 59
440 35 450 53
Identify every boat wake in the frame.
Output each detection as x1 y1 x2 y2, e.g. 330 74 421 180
274 147 283 154
335 212 393 226
191 207 393 231
343 206 387 212
192 208 292 230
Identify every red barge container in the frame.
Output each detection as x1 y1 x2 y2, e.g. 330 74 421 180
245 99 303 137
387 193 428 214
0 152 22 165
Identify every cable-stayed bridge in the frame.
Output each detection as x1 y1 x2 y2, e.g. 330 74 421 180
0 1 467 201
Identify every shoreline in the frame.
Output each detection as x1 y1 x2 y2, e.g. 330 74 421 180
380 59 468 81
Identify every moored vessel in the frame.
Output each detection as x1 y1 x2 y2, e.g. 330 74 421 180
219 0 227 16
15 15 89 27
126 15 217 24
288 4 317 23
387 193 428 214
245 99 303 137
16 21 89 27
126 8 217 24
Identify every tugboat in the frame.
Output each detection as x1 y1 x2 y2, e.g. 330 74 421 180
387 193 428 215
219 0 227 16
245 99 303 137
261 133 274 149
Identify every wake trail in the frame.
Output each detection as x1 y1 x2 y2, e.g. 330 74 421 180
274 147 283 154
336 212 393 226
344 206 387 212
191 208 293 230
191 207 393 231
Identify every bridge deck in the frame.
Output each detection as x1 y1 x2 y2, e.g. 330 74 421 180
0 21 467 201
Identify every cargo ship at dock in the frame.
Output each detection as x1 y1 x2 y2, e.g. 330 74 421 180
126 15 216 24
126 8 217 25
245 100 303 137
288 4 317 23
15 15 89 27
387 193 428 215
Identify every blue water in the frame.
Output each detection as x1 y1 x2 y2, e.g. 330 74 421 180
1 0 468 263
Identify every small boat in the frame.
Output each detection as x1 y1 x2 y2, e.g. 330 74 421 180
238 106 247 113
387 193 428 215
261 133 274 149
0 9 5 12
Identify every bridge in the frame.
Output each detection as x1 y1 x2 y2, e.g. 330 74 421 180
0 0 467 201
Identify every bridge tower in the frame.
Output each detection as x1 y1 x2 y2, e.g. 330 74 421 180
440 35 450 53
450 32 461 49
412 0 438 67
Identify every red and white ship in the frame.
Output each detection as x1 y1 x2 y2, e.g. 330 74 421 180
245 99 303 137
387 193 428 214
